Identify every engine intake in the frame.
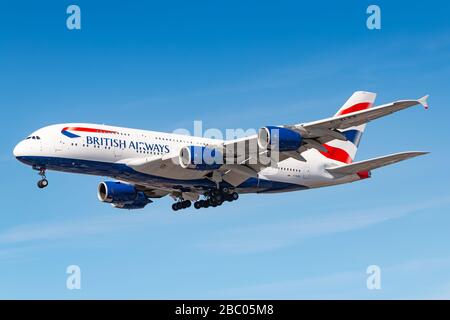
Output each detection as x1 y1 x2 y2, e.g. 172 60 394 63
179 145 223 170
98 181 151 209
258 126 303 152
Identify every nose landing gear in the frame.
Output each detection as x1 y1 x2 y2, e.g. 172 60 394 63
37 168 48 189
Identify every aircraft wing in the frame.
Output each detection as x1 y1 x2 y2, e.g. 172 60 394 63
325 151 428 175
286 95 429 144
123 95 429 188
135 185 171 198
221 135 277 186
222 95 429 165
123 155 219 193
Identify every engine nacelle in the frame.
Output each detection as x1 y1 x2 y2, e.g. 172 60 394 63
257 126 303 152
97 181 151 209
179 145 223 170
111 192 152 209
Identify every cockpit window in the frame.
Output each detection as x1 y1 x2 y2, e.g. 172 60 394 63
26 136 41 140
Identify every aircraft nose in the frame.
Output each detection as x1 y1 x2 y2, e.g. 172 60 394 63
13 141 25 158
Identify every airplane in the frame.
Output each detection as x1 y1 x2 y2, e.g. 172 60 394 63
13 91 429 211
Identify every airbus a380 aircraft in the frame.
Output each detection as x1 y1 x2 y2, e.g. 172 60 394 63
13 91 429 211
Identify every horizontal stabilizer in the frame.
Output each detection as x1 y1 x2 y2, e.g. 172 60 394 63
326 151 428 175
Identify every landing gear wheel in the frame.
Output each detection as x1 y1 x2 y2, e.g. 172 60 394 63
211 189 224 201
173 200 192 211
194 202 201 209
37 179 48 189
231 192 239 201
210 198 218 207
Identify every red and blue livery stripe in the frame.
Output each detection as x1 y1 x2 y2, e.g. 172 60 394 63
319 144 352 164
318 129 363 164
337 102 371 115
319 101 372 163
61 127 118 138
341 129 363 147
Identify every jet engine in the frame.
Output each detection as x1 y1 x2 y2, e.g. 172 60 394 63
97 181 151 209
257 126 303 151
179 145 223 170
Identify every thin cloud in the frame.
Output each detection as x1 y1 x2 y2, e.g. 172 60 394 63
212 256 450 299
198 196 450 254
0 212 168 245
213 271 361 299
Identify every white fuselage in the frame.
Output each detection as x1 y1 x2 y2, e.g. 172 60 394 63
13 123 364 194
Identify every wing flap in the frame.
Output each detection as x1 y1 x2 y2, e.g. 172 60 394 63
326 151 428 175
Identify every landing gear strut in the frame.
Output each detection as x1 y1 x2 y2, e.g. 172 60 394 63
37 168 48 189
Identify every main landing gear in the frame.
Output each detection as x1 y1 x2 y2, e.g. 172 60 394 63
172 200 191 211
36 168 48 189
193 189 239 210
171 189 239 211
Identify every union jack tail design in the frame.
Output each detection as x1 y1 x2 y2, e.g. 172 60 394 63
320 91 377 163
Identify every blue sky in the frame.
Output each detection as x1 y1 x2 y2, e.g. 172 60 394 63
0 0 449 299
